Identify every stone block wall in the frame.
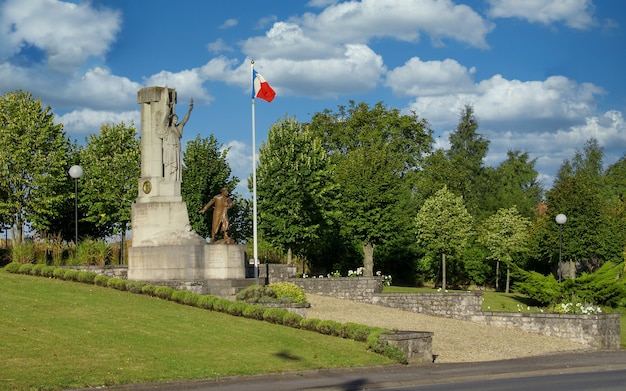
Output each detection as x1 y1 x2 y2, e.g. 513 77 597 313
371 292 483 320
288 277 383 302
61 265 127 279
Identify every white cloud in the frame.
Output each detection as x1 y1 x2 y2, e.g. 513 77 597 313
56 108 139 136
0 0 121 71
385 57 476 96
223 140 252 196
487 0 596 30
207 39 234 54
65 67 140 109
145 68 214 105
219 18 238 29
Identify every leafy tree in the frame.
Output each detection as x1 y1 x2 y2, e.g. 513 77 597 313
309 101 432 274
415 186 474 290
256 116 339 264
182 134 239 240
478 206 531 292
0 90 71 243
78 122 140 252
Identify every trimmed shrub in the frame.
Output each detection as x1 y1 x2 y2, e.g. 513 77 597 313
366 328 408 364
141 284 157 296
340 323 372 342
154 286 174 300
316 319 342 336
236 285 277 303
183 292 201 307
30 264 46 276
268 282 307 304
107 277 127 291
263 308 288 324
5 262 21 273
171 290 191 304
197 295 218 310
77 271 97 284
94 275 110 287
213 298 232 313
53 268 66 279
226 302 248 316
42 266 56 278
241 304 266 320
300 318 320 332
282 312 303 328
63 269 79 281
18 263 34 275
126 281 146 294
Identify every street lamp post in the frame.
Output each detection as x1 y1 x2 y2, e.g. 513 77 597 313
69 165 83 246
555 213 567 282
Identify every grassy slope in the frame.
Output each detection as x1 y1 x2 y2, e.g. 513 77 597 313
1 271 392 391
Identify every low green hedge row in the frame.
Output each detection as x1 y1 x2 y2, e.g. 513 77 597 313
4 262 407 363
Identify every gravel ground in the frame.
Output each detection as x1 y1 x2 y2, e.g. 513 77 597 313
306 294 588 363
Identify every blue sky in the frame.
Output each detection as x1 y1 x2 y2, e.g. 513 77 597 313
1 0 625 196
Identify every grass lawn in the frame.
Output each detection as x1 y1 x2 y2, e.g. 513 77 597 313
1 271 393 391
384 285 626 348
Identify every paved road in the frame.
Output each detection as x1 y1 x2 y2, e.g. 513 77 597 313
94 350 626 391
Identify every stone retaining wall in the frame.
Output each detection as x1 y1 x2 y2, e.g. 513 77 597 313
371 292 483 320
61 265 127 279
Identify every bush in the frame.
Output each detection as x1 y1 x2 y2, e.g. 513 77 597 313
94 275 110 287
282 312 303 328
316 320 342 336
30 264 46 276
171 290 192 304
263 308 288 324
11 242 35 264
63 269 79 281
53 268 66 279
213 298 232 313
366 328 408 364
154 286 174 300
236 285 277 303
268 282 307 304
5 262 21 273
226 302 248 316
183 292 201 306
141 284 157 296
76 238 111 266
18 263 34 275
41 266 56 277
107 277 127 291
126 281 146 294
197 295 218 310
340 323 372 342
77 271 97 284
241 304 266 320
300 318 320 332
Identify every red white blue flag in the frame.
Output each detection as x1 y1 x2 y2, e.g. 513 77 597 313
252 69 276 102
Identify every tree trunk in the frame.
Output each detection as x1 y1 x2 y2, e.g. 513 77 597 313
363 243 374 277
441 252 447 291
495 260 500 291
505 265 510 293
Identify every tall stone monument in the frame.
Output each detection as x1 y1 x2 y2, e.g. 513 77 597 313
128 86 250 290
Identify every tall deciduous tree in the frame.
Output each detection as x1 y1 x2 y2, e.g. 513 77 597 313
78 122 140 255
309 101 432 274
256 116 339 264
182 134 239 240
478 206 531 292
0 90 71 243
415 186 474 290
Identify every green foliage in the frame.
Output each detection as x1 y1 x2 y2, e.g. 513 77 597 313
94 274 110 287
513 269 563 305
226 302 248 316
241 304 266 320
107 277 127 291
30 263 46 276
299 318 320 331
213 298 232 313
76 271 97 284
17 263 33 274
262 307 288 324
236 285 277 303
41 265 56 277
282 312 303 328
0 90 72 243
154 286 174 300
53 267 66 279
4 261 20 273
366 329 408 364
268 282 307 304
316 320 342 336
171 290 192 304
63 269 79 281
78 122 140 239
126 281 146 294
11 241 35 264
197 294 218 310
340 323 374 342
75 238 111 266
182 134 240 240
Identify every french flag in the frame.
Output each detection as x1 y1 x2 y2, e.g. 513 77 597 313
252 69 276 102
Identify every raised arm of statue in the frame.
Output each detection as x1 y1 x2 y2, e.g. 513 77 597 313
179 98 194 128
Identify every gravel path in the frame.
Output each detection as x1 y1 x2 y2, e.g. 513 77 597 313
306 294 588 363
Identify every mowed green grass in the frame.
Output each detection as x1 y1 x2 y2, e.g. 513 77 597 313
0 271 393 391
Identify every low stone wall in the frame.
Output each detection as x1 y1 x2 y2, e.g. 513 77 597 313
61 265 127 279
371 292 483 321
477 311 621 350
288 277 383 302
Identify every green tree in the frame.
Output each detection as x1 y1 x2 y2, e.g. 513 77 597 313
478 206 531 292
182 134 239 240
0 90 71 243
256 116 339 264
415 186 474 290
309 101 432 274
78 122 140 257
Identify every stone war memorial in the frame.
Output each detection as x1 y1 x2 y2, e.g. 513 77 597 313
128 86 256 296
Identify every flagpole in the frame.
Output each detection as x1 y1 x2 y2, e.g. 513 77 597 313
251 60 259 279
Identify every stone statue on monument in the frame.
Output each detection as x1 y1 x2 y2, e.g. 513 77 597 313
199 188 234 244
159 96 193 181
